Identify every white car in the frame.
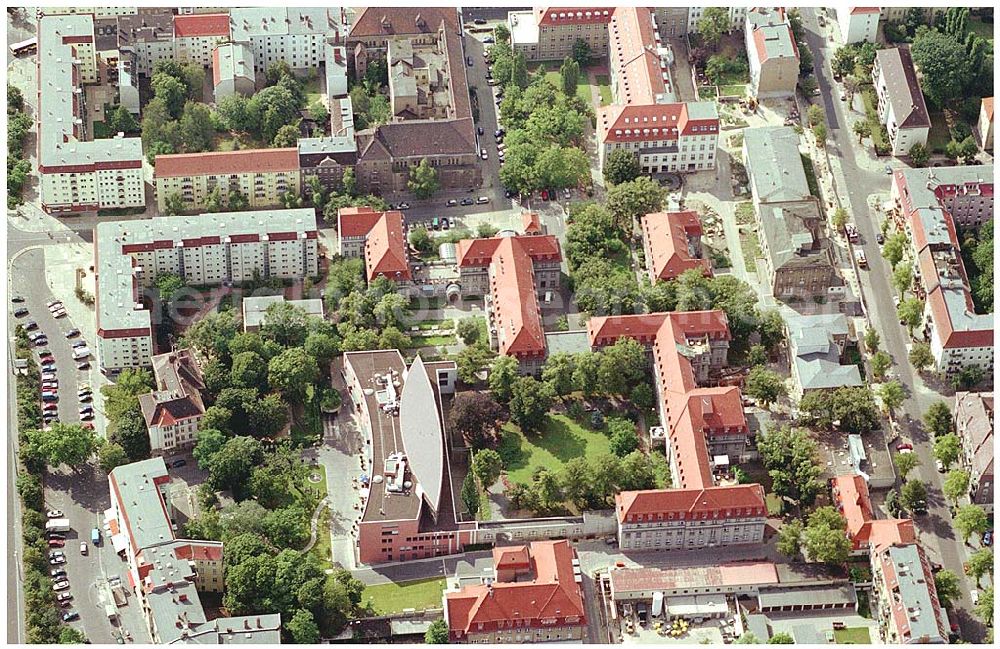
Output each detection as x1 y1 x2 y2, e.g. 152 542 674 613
80 542 88 555
52 309 67 318
46 300 61 309
52 580 70 592
480 148 488 160
46 510 63 518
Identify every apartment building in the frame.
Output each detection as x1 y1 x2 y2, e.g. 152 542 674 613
336 206 411 284
212 42 255 99
977 97 993 152
350 8 480 194
444 541 587 643
388 38 454 120
955 391 994 510
456 235 562 372
745 8 799 100
154 148 301 212
872 48 931 157
298 97 358 194
687 7 747 33
891 166 994 377
229 7 346 73
116 11 175 77
508 8 613 62
107 459 281 644
345 352 467 565
837 7 880 44
172 13 230 67
786 313 863 399
831 474 918 555
96 210 318 373
651 6 689 37
744 126 841 298
37 14 145 214
640 210 711 283
872 543 949 644
37 7 139 18
138 349 206 456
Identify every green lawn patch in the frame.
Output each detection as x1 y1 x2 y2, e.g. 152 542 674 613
477 489 492 521
735 201 755 225
801 153 820 198
699 85 718 100
720 84 747 98
303 75 323 106
595 75 613 106
740 229 761 274
834 627 871 644
411 334 457 347
362 578 447 615
498 413 611 484
965 17 995 42
765 493 783 516
91 121 113 139
541 70 594 105
290 384 323 446
309 507 333 570
861 89 888 152
926 112 953 154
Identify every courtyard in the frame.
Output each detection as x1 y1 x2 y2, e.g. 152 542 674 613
361 577 447 615
497 413 612 484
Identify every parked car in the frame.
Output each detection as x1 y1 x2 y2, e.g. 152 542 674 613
65 329 80 338
52 309 67 318
62 611 79 622
446 199 458 207
79 394 92 403
24 320 38 331
397 202 410 210
11 295 24 303
80 412 95 421
477 126 484 136
480 148 488 160
46 300 61 309
42 404 58 412
460 197 474 206
483 36 494 43
52 580 70 592
885 165 894 175
876 233 885 245
896 442 913 451
476 196 490 204
80 542 88 555
56 592 72 601
71 340 87 349
34 337 48 347
984 530 993 546
14 307 29 317
76 362 90 370
50 568 67 578
473 18 487 24
48 550 65 559
49 556 66 565
48 539 65 548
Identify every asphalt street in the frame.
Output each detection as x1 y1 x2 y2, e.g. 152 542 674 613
802 8 985 642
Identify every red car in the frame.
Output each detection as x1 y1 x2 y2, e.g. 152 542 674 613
48 539 65 548
540 190 549 201
896 442 913 452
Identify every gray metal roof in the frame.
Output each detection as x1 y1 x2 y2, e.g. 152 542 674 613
885 544 947 642
543 330 592 356
399 355 446 513
213 42 254 86
787 313 862 391
874 48 930 130
229 7 341 40
744 126 810 204
757 202 822 270
241 295 324 330
110 458 174 551
758 583 858 608
38 15 143 168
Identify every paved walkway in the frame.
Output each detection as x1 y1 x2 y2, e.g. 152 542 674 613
300 497 331 554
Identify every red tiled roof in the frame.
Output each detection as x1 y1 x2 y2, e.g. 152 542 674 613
154 148 299 178
445 540 586 637
522 211 542 235
173 13 230 38
599 102 719 143
456 235 561 267
984 97 994 121
616 484 767 523
608 7 666 105
850 7 881 14
679 387 749 439
491 237 545 358
537 7 614 26
338 206 384 238
642 211 712 281
832 473 917 552
364 210 410 282
587 313 669 348
173 542 223 562
493 545 531 571
349 7 459 38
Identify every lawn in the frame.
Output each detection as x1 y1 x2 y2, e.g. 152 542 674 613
801 153 820 198
719 84 747 98
740 229 761 274
926 112 953 154
834 627 871 644
302 75 323 106
735 201 755 225
91 121 113 139
765 493 783 516
861 88 888 152
362 577 447 615
498 413 611 484
965 17 995 42
595 75 613 106
541 70 594 106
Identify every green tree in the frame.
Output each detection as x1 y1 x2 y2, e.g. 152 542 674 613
607 417 639 457
933 569 961 609
901 479 928 512
897 297 924 335
286 609 320 644
871 351 892 381
744 367 787 407
179 101 213 152
456 317 481 345
736 633 761 644
409 226 434 254
769 633 794 644
425 619 449 644
461 471 480 518
310 100 329 127
23 423 97 470
605 176 666 229
571 38 591 66
559 56 580 96
268 347 319 402
456 343 495 385
227 188 249 211
488 356 521 403
151 72 187 117
598 337 648 397
407 158 440 199
472 449 504 488
758 426 823 506
162 191 186 216
911 28 972 107
864 327 881 354
541 352 576 397
603 149 641 185
965 547 993 581
955 504 990 543
943 469 970 505
803 506 851 564
698 6 732 48
216 94 253 132
813 123 828 144
908 342 935 371
97 442 128 474
511 51 529 89
776 519 804 559
106 104 139 134
509 376 555 433
449 391 507 449
852 119 872 143
877 380 905 413
341 167 357 197
908 142 930 167
272 123 301 148
108 407 152 461
895 452 921 480
882 232 908 268
832 207 849 231
974 585 993 624
952 364 986 391
892 260 914 295
208 436 264 497
933 433 960 469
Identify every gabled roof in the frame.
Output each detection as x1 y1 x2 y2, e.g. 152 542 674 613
364 210 411 282
983 97 994 121
490 238 545 357
349 7 459 38
445 540 585 635
154 148 299 178
874 47 931 130
615 484 767 522
598 102 719 143
831 474 917 552
955 391 994 480
744 126 811 203
641 211 712 281
456 234 561 267
537 7 615 27
173 13 230 38
337 205 384 238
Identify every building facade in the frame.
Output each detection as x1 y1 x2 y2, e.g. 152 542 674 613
212 42 255 99
37 14 146 214
641 210 711 283
154 148 301 212
508 8 613 62
336 206 411 284
871 543 949 644
977 97 993 152
172 13 230 67
96 210 318 373
872 48 931 157
837 7 880 44
745 8 799 99
230 8 346 73
138 349 206 456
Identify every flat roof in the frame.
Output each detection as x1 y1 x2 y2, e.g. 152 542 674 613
758 583 858 608
744 126 810 203
508 10 539 46
241 295 324 330
229 7 342 40
109 458 173 551
610 561 778 595
38 14 144 169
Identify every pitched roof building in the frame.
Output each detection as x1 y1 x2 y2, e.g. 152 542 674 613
872 47 931 157
977 97 993 151
138 349 206 456
830 474 917 554
872 543 949 644
786 313 863 397
745 8 799 99
955 391 994 509
640 211 712 282
335 206 411 283
444 540 586 643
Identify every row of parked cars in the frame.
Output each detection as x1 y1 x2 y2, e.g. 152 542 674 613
46 513 82 623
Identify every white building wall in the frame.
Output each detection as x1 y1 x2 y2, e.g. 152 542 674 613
98 332 154 372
